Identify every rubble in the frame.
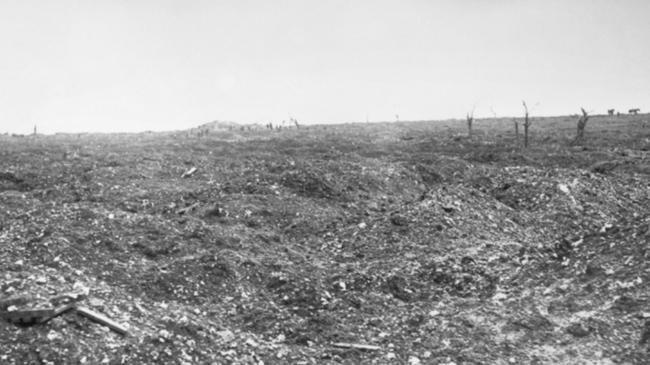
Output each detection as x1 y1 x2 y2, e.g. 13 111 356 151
0 117 648 363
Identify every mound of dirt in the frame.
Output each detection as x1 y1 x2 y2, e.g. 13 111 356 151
0 117 649 364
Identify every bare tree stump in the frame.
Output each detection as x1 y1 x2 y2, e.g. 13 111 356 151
513 118 520 146
522 101 531 148
575 108 589 142
466 108 475 138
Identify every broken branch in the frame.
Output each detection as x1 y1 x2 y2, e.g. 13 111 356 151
76 306 128 336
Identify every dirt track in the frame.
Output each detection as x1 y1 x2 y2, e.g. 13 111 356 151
1 115 649 364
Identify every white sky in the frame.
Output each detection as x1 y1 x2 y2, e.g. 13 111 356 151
0 0 648 133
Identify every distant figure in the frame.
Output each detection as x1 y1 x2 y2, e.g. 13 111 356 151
395 114 399 122
617 111 621 117
607 109 615 116
629 108 640 115
33 125 37 135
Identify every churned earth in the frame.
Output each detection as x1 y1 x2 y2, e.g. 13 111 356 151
0 115 649 364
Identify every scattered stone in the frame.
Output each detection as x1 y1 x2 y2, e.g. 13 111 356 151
384 275 412 302
640 320 650 345
612 295 645 313
566 322 590 338
88 298 104 308
441 205 455 213
584 263 604 277
0 116 647 364
182 167 197 178
408 355 421 365
557 183 570 194
204 204 226 217
390 214 408 226
216 330 235 343
589 160 619 174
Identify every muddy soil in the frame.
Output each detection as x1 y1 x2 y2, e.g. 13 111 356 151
1 115 649 364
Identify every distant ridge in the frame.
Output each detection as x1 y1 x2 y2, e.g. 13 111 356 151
195 120 241 130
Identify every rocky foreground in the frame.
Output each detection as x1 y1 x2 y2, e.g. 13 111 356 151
1 116 649 364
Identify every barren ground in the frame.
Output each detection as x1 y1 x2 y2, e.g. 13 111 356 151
1 115 649 364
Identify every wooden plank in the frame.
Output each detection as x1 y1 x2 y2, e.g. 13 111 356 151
75 306 128 336
39 303 76 323
331 342 381 351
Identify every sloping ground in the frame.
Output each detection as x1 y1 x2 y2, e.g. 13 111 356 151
0 117 649 364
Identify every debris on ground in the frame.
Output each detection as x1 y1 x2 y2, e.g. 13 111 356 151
0 115 648 363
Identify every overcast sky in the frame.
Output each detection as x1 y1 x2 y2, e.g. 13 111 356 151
1 0 648 134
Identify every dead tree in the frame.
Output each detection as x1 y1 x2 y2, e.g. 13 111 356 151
522 101 531 148
466 108 475 137
607 109 615 116
513 118 520 145
575 108 589 141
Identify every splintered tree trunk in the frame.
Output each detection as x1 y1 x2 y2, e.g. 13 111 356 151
576 108 589 142
514 119 519 146
466 112 473 137
522 101 531 148
524 115 529 148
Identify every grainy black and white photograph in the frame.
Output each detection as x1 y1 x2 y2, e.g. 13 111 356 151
1 0 649 364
